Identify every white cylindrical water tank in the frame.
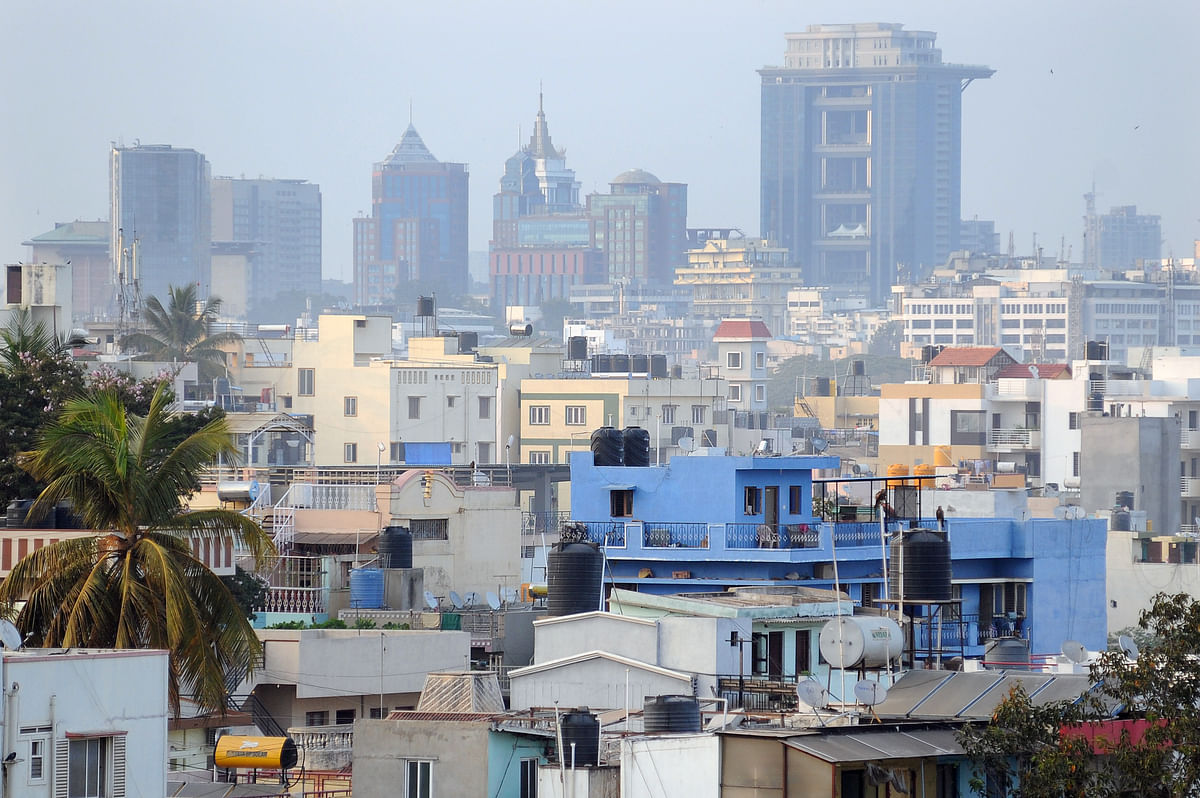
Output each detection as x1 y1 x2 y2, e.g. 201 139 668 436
818 616 904 668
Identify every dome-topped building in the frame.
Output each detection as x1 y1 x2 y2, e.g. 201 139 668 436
610 168 662 187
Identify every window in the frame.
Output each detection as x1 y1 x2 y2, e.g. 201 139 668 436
754 384 766 403
529 405 550 425
755 351 765 370
611 489 633 517
369 707 386 719
1073 451 1080 477
744 486 762 515
661 404 677 424
390 441 405 461
335 709 356 725
411 518 449 540
691 405 706 424
447 395 457 408
344 396 357 416
298 368 315 396
788 485 804 514
861 581 878 608
528 450 551 465
306 710 329 726
479 396 493 419
729 384 742 402
29 737 46 783
344 442 358 462
950 410 986 446
727 351 742 369
408 396 422 419
565 405 587 426
68 737 110 798
936 764 960 798
520 758 539 798
406 760 433 798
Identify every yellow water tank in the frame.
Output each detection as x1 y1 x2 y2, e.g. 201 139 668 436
214 736 298 770
913 463 936 489
886 463 910 488
934 445 953 468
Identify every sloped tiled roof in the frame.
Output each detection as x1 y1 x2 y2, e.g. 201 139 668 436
928 347 1007 367
414 671 506 714
995 363 1071 379
713 319 772 340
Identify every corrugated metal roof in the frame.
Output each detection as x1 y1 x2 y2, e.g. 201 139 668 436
786 728 963 763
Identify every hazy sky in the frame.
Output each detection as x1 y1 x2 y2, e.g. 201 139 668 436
3 1 1198 283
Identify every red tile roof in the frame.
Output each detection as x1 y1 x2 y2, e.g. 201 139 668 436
995 363 1071 379
928 347 1008 367
713 319 772 340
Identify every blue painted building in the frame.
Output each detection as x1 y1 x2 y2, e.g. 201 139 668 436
567 451 1108 657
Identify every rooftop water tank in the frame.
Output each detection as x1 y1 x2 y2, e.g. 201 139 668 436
378 525 413 569
818 616 904 669
650 354 668 378
622 427 650 467
889 527 952 602
349 568 384 609
568 336 588 361
612 353 631 374
643 695 701 733
590 427 623 467
547 541 603 617
559 710 600 767
631 354 649 374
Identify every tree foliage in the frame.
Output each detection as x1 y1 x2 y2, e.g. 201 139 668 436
0 384 274 716
959 592 1200 797
766 353 916 411
120 284 242 385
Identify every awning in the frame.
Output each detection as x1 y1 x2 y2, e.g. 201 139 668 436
785 728 963 763
291 531 377 547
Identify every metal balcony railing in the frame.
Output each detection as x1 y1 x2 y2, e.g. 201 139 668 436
987 428 1040 449
1182 477 1200 499
725 523 819 549
1182 429 1200 450
642 522 709 549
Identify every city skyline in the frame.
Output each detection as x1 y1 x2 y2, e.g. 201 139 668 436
3 1 1198 286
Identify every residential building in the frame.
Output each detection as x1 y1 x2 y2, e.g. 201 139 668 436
1084 198 1161 270
211 177 322 314
675 236 800 333
588 169 687 285
713 319 772 415
760 23 993 302
22 220 110 322
353 125 468 304
0 261 73 339
109 143 211 304
567 451 1108 660
4 647 168 797
959 217 1000 254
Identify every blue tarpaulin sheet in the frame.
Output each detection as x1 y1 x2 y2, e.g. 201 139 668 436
405 442 452 465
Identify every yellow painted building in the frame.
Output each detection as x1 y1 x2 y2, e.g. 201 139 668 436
675 237 801 333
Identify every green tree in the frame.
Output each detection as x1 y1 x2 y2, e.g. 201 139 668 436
120 284 242 385
959 592 1200 797
0 384 274 715
0 312 86 507
221 565 270 621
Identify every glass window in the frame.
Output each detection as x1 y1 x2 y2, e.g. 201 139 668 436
344 396 357 416
406 760 432 798
29 737 46 783
661 404 676 425
755 384 766 403
335 709 356 725
727 351 742 369
565 406 587 426
68 737 106 798
529 406 550 425
520 758 539 798
298 368 315 396
789 485 803 514
306 711 328 726
691 405 706 424
528 451 551 465
744 486 762 515
344 443 357 463
479 396 493 419
411 519 449 540
729 384 742 402
408 396 421 419
755 351 765 370
611 489 633 517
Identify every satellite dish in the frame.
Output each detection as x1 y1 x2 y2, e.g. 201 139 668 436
1067 505 1086 520
423 590 439 610
811 437 828 454
1061 639 1088 665
1119 634 1140 661
501 587 519 603
796 680 828 709
1053 505 1068 520
0 620 22 651
853 679 888 706
449 591 464 610
486 591 501 610
463 591 479 607
678 436 695 453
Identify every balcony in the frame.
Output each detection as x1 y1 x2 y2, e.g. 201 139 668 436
642 522 709 549
1182 429 1200 450
987 428 1041 451
912 613 1029 651
1182 477 1200 499
725 523 820 549
288 724 353 771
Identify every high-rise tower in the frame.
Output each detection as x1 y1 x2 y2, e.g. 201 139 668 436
353 125 468 305
109 143 211 308
760 23 992 303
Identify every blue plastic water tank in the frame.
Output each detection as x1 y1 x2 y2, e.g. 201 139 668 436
349 568 384 609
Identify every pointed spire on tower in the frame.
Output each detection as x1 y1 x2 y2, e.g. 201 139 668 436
528 85 561 159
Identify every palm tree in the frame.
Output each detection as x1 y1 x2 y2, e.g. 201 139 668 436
0 383 274 715
120 284 242 384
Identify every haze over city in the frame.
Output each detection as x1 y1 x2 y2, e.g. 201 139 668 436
3 0 1198 281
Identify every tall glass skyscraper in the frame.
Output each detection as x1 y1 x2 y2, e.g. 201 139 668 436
760 23 992 303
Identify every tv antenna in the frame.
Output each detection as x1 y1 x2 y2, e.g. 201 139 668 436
0 620 23 651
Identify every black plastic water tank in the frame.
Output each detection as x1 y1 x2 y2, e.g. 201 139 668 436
815 377 831 397
612 353 631 374
595 354 613 374
1111 511 1131 531
650 354 668 378
1115 490 1134 510
568 336 588 361
458 332 478 354
417 296 435 317
622 427 650 467
643 695 702 733
670 364 683 379
590 427 624 466
888 527 952 602
852 359 865 376
54 502 82 529
547 541 603 616
6 499 50 529
631 354 649 374
559 710 600 766
378 525 413 569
